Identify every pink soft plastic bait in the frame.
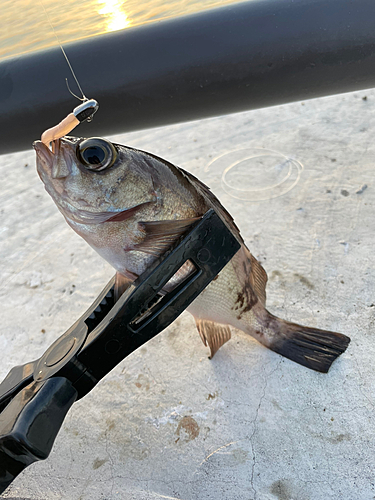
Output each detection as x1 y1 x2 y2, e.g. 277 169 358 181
41 99 99 146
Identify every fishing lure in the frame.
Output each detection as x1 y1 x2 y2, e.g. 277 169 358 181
39 0 99 147
41 99 99 146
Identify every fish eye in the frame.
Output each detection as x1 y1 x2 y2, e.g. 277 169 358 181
77 138 117 171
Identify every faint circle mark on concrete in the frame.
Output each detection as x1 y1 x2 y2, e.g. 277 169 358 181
205 148 303 202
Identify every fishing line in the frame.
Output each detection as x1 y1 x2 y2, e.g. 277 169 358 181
39 0 87 101
204 148 303 202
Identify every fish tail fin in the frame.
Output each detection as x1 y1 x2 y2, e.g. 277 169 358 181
250 308 350 373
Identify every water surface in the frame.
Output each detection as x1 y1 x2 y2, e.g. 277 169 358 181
1 0 243 60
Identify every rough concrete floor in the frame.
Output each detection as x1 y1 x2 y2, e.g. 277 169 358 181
0 89 374 500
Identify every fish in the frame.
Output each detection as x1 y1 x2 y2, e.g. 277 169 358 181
34 136 350 373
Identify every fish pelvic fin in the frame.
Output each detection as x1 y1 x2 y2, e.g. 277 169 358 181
114 272 133 302
250 308 350 373
195 319 231 359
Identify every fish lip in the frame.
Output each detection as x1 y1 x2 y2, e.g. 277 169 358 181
34 139 75 178
33 140 55 165
34 139 72 216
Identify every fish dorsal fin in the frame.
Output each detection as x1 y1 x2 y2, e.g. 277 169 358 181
246 248 268 306
135 217 200 256
114 272 133 302
178 167 245 246
232 246 267 306
195 319 231 358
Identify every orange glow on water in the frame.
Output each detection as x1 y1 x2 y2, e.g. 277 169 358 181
97 0 131 32
1 0 243 60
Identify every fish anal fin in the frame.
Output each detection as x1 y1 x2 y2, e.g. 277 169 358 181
114 272 133 302
135 217 200 256
195 319 231 358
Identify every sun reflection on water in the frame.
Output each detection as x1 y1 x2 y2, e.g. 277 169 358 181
1 0 243 60
97 0 131 32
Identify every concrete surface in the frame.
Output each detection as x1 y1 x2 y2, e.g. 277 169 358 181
0 89 374 500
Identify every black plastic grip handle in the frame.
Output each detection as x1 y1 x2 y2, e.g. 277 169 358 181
0 377 77 494
0 362 36 414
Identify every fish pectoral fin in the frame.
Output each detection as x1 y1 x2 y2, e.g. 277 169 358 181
135 217 201 256
106 201 154 222
195 319 231 359
114 272 133 302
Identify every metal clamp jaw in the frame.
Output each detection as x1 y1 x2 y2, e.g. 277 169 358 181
0 209 240 494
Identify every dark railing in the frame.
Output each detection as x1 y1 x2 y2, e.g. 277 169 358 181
1 0 375 154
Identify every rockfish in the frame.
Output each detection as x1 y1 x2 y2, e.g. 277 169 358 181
34 137 350 372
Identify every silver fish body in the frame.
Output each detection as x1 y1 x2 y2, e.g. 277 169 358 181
34 137 350 372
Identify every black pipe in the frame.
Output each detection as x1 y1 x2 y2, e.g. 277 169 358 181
1 0 375 155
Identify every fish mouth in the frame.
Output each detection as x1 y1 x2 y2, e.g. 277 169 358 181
34 137 79 180
33 139 55 166
33 136 81 164
33 138 78 219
